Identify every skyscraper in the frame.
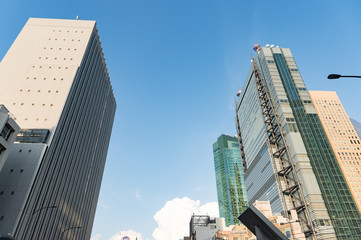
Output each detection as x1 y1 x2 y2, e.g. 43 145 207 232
236 45 361 239
350 118 361 140
0 18 116 239
213 134 248 226
309 91 361 213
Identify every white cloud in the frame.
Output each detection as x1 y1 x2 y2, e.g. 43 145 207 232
198 201 219 217
135 190 142 200
110 230 143 240
100 203 110 209
90 234 102 240
152 197 219 240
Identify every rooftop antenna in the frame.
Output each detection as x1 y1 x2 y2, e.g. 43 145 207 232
76 16 79 20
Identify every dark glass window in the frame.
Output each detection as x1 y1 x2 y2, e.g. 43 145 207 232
0 145 4 155
1 124 13 141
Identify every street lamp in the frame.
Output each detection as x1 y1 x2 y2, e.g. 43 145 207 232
60 226 81 240
32 205 57 216
327 74 361 79
279 219 300 225
280 219 300 240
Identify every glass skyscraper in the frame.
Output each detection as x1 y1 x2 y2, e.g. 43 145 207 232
213 134 248 226
236 45 361 239
350 118 361 140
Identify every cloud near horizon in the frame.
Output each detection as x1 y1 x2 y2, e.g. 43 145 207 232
152 197 219 240
90 234 102 240
109 229 143 240
91 230 144 240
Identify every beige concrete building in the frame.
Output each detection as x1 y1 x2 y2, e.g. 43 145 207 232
0 18 116 239
211 201 304 240
0 18 97 132
309 91 361 213
254 201 305 240
213 224 254 240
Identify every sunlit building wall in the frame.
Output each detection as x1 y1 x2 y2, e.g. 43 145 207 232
253 200 304 240
0 18 116 239
214 224 253 240
309 91 361 213
236 45 361 239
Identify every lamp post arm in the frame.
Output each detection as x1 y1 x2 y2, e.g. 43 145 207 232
60 226 81 239
340 75 361 78
32 205 57 216
328 74 361 79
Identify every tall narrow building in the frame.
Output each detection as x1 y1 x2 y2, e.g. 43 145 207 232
309 91 361 213
0 18 116 239
350 118 361 140
213 134 248 226
236 45 361 239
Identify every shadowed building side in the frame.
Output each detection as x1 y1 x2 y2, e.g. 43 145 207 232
0 105 20 172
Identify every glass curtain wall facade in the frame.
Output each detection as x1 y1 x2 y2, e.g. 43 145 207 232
236 46 361 239
309 91 361 213
213 134 248 226
235 70 283 215
272 51 361 239
350 118 361 140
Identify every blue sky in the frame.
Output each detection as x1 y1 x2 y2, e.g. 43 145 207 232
1 1 361 239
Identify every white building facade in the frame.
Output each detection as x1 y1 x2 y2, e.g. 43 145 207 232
0 18 116 239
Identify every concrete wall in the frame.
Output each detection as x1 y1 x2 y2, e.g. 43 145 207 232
0 143 47 235
0 105 20 171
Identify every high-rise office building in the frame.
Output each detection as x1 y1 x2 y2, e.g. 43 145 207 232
0 18 116 239
309 91 361 213
350 118 361 140
213 134 248 226
236 45 361 239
